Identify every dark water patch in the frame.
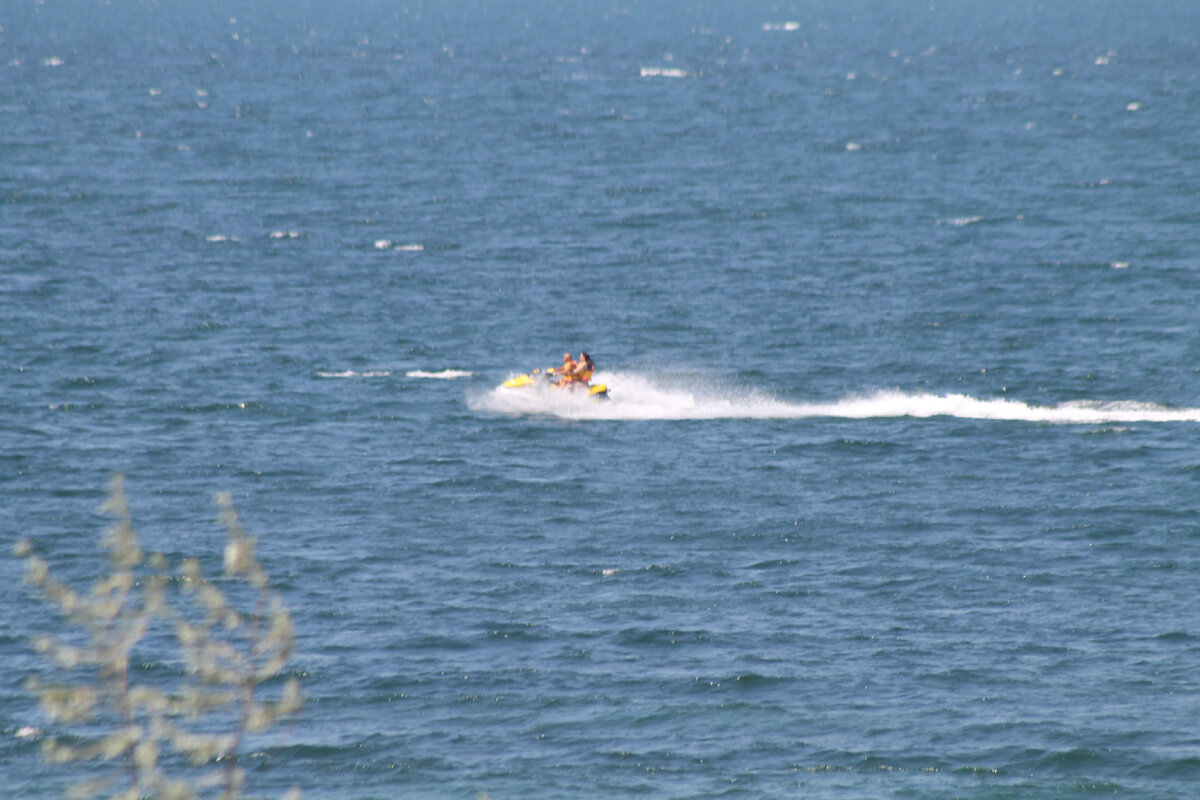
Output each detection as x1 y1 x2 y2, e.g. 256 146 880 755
704 673 793 692
1033 747 1108 771
1133 755 1200 781
481 624 546 643
615 628 715 648
404 634 478 652
271 741 444 771
746 558 800 571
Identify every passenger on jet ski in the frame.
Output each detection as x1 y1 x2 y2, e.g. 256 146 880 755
559 352 595 386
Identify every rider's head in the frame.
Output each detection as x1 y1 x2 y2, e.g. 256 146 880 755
563 353 573 362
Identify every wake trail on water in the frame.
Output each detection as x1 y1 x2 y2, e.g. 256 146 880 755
407 369 474 379
468 371 1200 424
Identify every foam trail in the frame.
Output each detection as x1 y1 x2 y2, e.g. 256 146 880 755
408 369 473 379
468 371 1200 424
317 370 392 378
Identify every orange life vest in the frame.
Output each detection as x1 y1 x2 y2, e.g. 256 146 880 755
563 364 593 384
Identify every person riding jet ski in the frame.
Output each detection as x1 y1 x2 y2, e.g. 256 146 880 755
548 352 577 378
558 352 594 386
503 352 607 398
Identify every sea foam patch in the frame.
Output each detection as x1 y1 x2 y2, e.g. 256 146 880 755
640 67 690 78
374 240 424 251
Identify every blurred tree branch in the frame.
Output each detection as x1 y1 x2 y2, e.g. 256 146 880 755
15 474 302 800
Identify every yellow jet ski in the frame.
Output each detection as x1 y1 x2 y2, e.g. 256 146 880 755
502 368 609 399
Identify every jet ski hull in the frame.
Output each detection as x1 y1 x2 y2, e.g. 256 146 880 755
502 371 608 399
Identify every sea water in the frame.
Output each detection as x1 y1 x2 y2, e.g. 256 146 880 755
3 1 1200 797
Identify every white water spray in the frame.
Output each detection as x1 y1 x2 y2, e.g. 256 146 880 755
467 371 1200 424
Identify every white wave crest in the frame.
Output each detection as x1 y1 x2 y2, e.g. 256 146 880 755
408 369 473 379
468 372 1200 424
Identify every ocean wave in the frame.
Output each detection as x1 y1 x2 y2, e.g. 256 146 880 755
469 372 1200 424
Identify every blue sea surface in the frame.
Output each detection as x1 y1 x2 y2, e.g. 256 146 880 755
4 1 1200 797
